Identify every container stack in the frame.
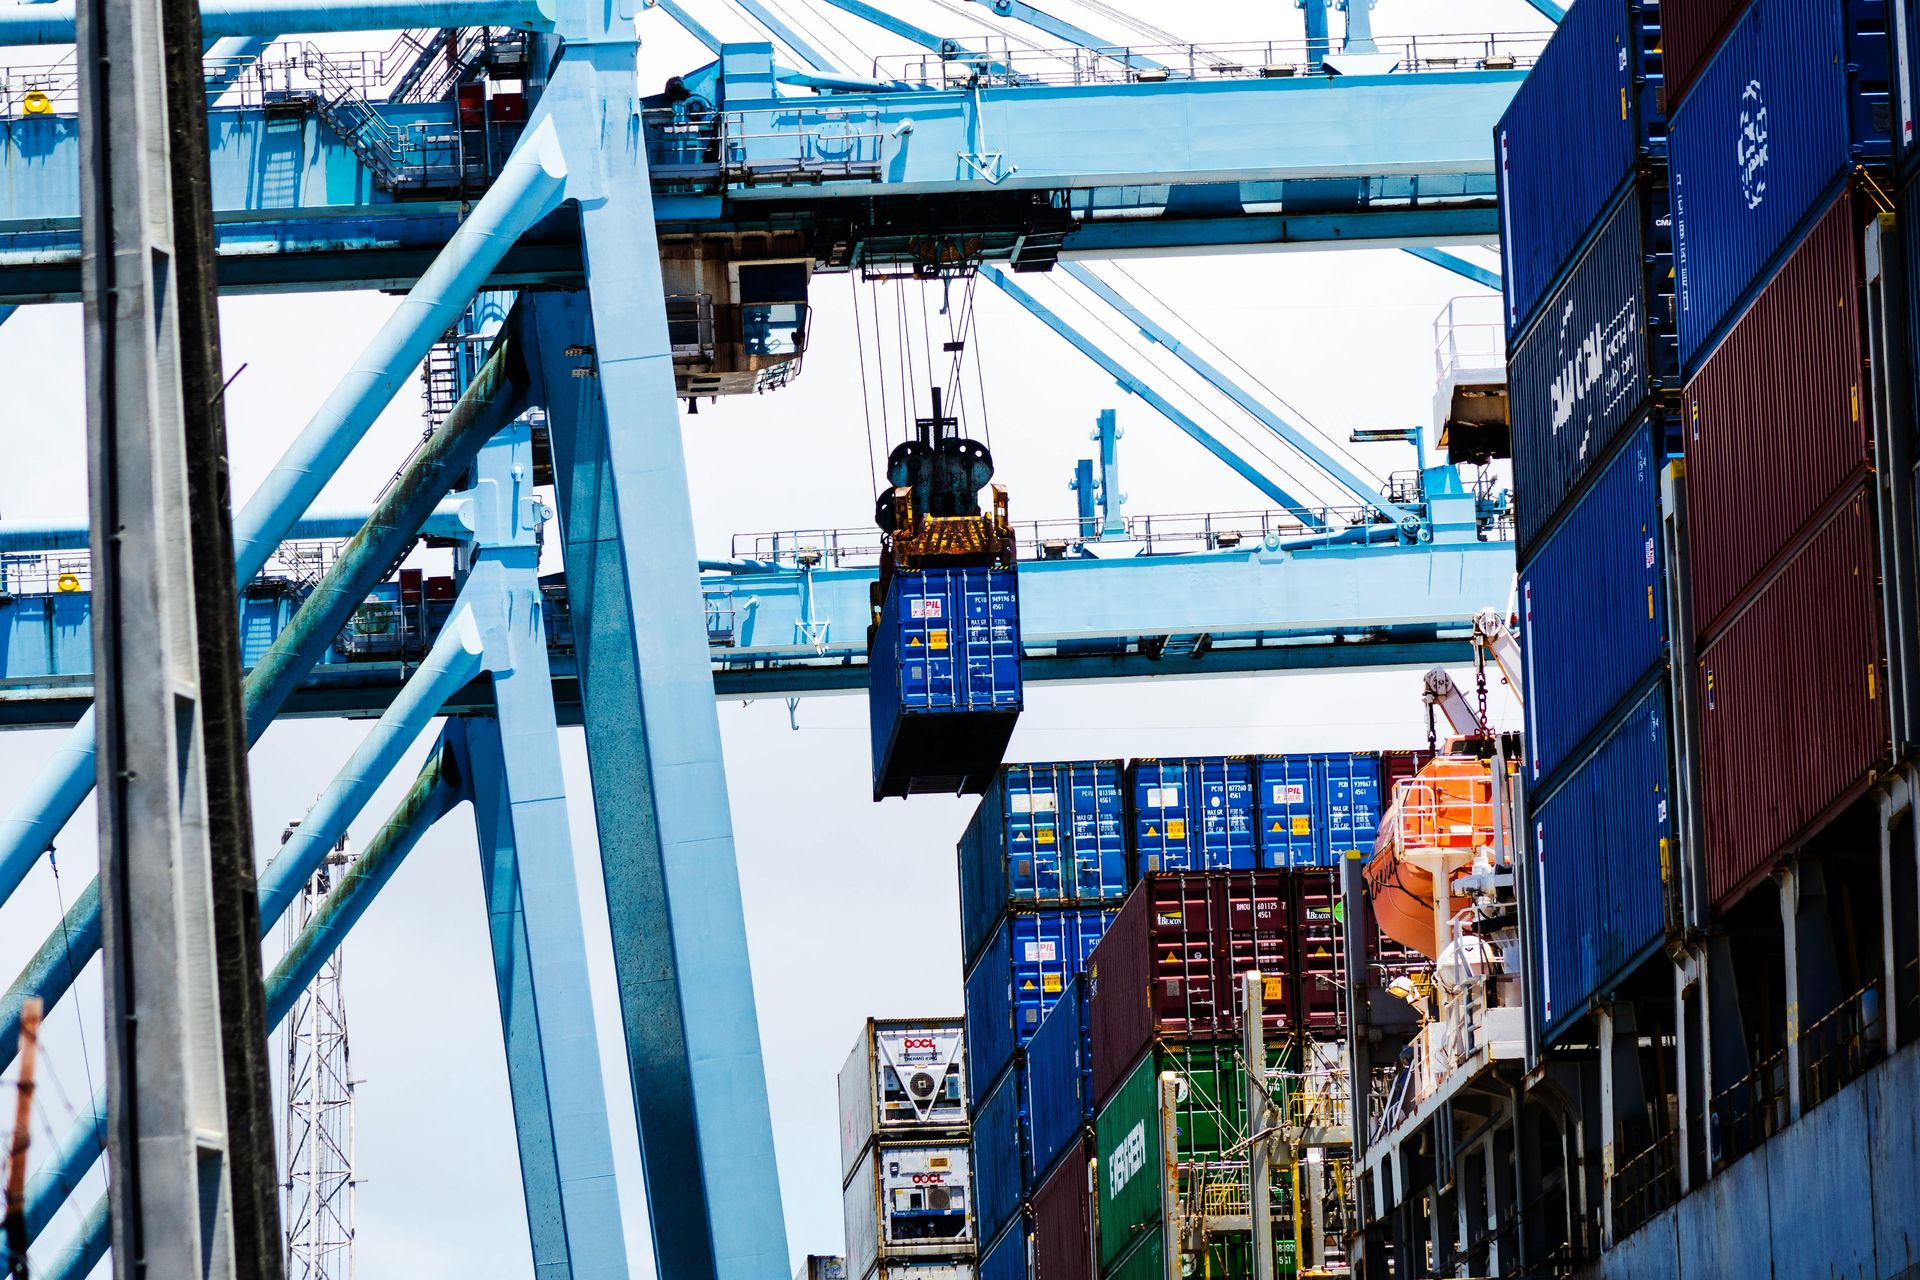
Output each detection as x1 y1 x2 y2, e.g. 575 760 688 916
1666 0 1894 913
841 1018 979 1280
1498 0 1683 1042
960 754 1392 1280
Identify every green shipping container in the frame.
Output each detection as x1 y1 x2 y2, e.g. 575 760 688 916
1105 1225 1298 1280
1093 1043 1296 1274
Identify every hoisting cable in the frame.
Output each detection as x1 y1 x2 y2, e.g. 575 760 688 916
849 272 882 498
866 275 894 449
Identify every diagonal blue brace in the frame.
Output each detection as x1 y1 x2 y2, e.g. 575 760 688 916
1403 246 1503 292
458 422 631 1279
728 0 842 73
981 265 1321 523
954 0 1162 68
526 17 786 1270
1060 261 1415 530
809 0 1009 77
1523 0 1566 21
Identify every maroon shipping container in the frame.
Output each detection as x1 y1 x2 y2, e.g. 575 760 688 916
1032 1134 1094 1280
1379 750 1433 795
1701 487 1888 910
1293 870 1346 1033
1683 190 1870 639
1660 0 1753 111
1087 872 1298 1106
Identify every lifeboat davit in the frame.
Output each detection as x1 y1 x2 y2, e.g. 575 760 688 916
1366 756 1496 959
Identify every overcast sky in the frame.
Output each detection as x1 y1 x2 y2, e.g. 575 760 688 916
0 0 1542 1274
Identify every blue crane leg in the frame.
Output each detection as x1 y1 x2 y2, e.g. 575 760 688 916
0 0 557 45
461 423 631 1278
35 1193 106 1280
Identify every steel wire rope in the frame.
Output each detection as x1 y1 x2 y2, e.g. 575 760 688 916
779 0 874 71
849 272 883 498
44 851 100 1163
718 0 831 76
965 276 997 453
1106 261 1389 492
895 279 920 435
1039 274 1340 512
866 275 894 452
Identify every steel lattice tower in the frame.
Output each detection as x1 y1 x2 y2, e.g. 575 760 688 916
280 823 357 1280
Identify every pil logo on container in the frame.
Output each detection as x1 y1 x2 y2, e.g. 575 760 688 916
1737 79 1769 211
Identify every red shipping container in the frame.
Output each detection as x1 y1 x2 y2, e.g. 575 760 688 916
1032 1134 1094 1280
1701 487 1888 910
1087 872 1298 1106
1683 190 1870 639
1292 870 1345 1033
1660 0 1753 111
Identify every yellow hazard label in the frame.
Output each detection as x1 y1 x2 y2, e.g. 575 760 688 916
1043 974 1062 994
1291 816 1310 836
907 636 922 647
1263 977 1284 1002
1021 979 1037 990
1144 825 1159 838
929 629 948 651
1313 947 1330 958
1269 821 1283 833
1167 819 1186 840
930 1157 950 1169
1036 829 1055 845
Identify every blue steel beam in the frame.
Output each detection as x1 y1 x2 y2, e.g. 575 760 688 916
1058 262 1414 528
0 0 555 42
806 0 1009 76
980 266 1319 520
728 0 843 73
1403 245 1502 291
647 0 724 53
0 501 469 553
956 0 1161 67
1523 0 1565 20
462 424 631 1279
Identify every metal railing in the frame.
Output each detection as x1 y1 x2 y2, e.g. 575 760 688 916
1710 1046 1789 1166
1433 294 1505 382
1612 1129 1680 1239
872 31 1548 90
1800 980 1885 1114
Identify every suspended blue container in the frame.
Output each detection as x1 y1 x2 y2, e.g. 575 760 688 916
1129 757 1257 872
980 1216 1031 1280
1496 0 1666 341
1670 0 1890 370
1506 187 1678 557
1023 974 1091 1188
1519 420 1671 789
1529 680 1676 1042
964 908 1119 1098
1255 753 1384 868
958 762 1130 969
972 1067 1030 1250
870 566 1023 800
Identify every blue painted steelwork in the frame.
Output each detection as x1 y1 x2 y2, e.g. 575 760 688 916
1522 0 1566 20
1023 972 1089 1188
1255 752 1382 868
1669 0 1889 371
730 0 844 73
982 267 1318 519
1402 246 1502 292
808 0 1008 76
972 1065 1030 1247
958 761 1129 967
1519 421 1668 789
870 567 1024 799
0 503 468 553
980 1217 1031 1280
1058 263 1413 528
956 0 1161 68
964 907 1118 1096
1130 756 1258 872
1528 678 1674 1041
0 0 557 42
1495 0 1664 339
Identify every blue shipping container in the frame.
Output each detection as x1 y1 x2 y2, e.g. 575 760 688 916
870 566 1023 800
958 762 1130 969
980 1217 1030 1280
1256 753 1383 868
972 1068 1030 1249
1507 188 1676 556
1130 757 1257 872
1670 0 1889 370
1520 422 1669 789
1530 680 1675 1041
1023 975 1090 1187
1496 0 1664 339
964 908 1119 1097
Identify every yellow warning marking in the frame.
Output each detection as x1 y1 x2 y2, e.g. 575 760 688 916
1145 825 1160 838
1166 819 1186 840
1269 821 1284 833
1262 977 1285 1002
907 636 923 647
1291 817 1310 836
1036 829 1055 845
1043 974 1062 994
1021 979 1037 990
1313 947 1330 958
929 630 948 651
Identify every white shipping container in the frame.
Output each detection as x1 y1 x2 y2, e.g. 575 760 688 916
861 1262 976 1280
839 1018 968 1180
795 1258 847 1280
842 1143 974 1280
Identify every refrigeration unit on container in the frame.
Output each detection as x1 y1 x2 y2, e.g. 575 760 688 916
841 1018 970 1182
1682 189 1873 637
1669 0 1891 371
1495 0 1666 339
1129 757 1257 873
964 908 1118 1098
797 1259 849 1280
970 1067 1029 1251
1093 1045 1297 1279
1087 872 1301 1106
958 762 1129 969
1519 420 1671 788
1506 188 1677 557
861 1263 978 1280
1256 752 1383 868
844 1143 977 1280
870 566 1023 801
1031 1135 1093 1280
1698 487 1890 910
1023 975 1092 1189
1528 680 1676 1042
978 1218 1028 1280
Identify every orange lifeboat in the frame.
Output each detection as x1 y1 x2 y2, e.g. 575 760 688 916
1366 757 1497 959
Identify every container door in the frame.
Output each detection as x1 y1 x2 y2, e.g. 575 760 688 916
1259 755 1318 868
1196 757 1256 869
1067 762 1128 902
1008 765 1065 902
1321 753 1383 867
1012 913 1075 1058
1133 761 1191 872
